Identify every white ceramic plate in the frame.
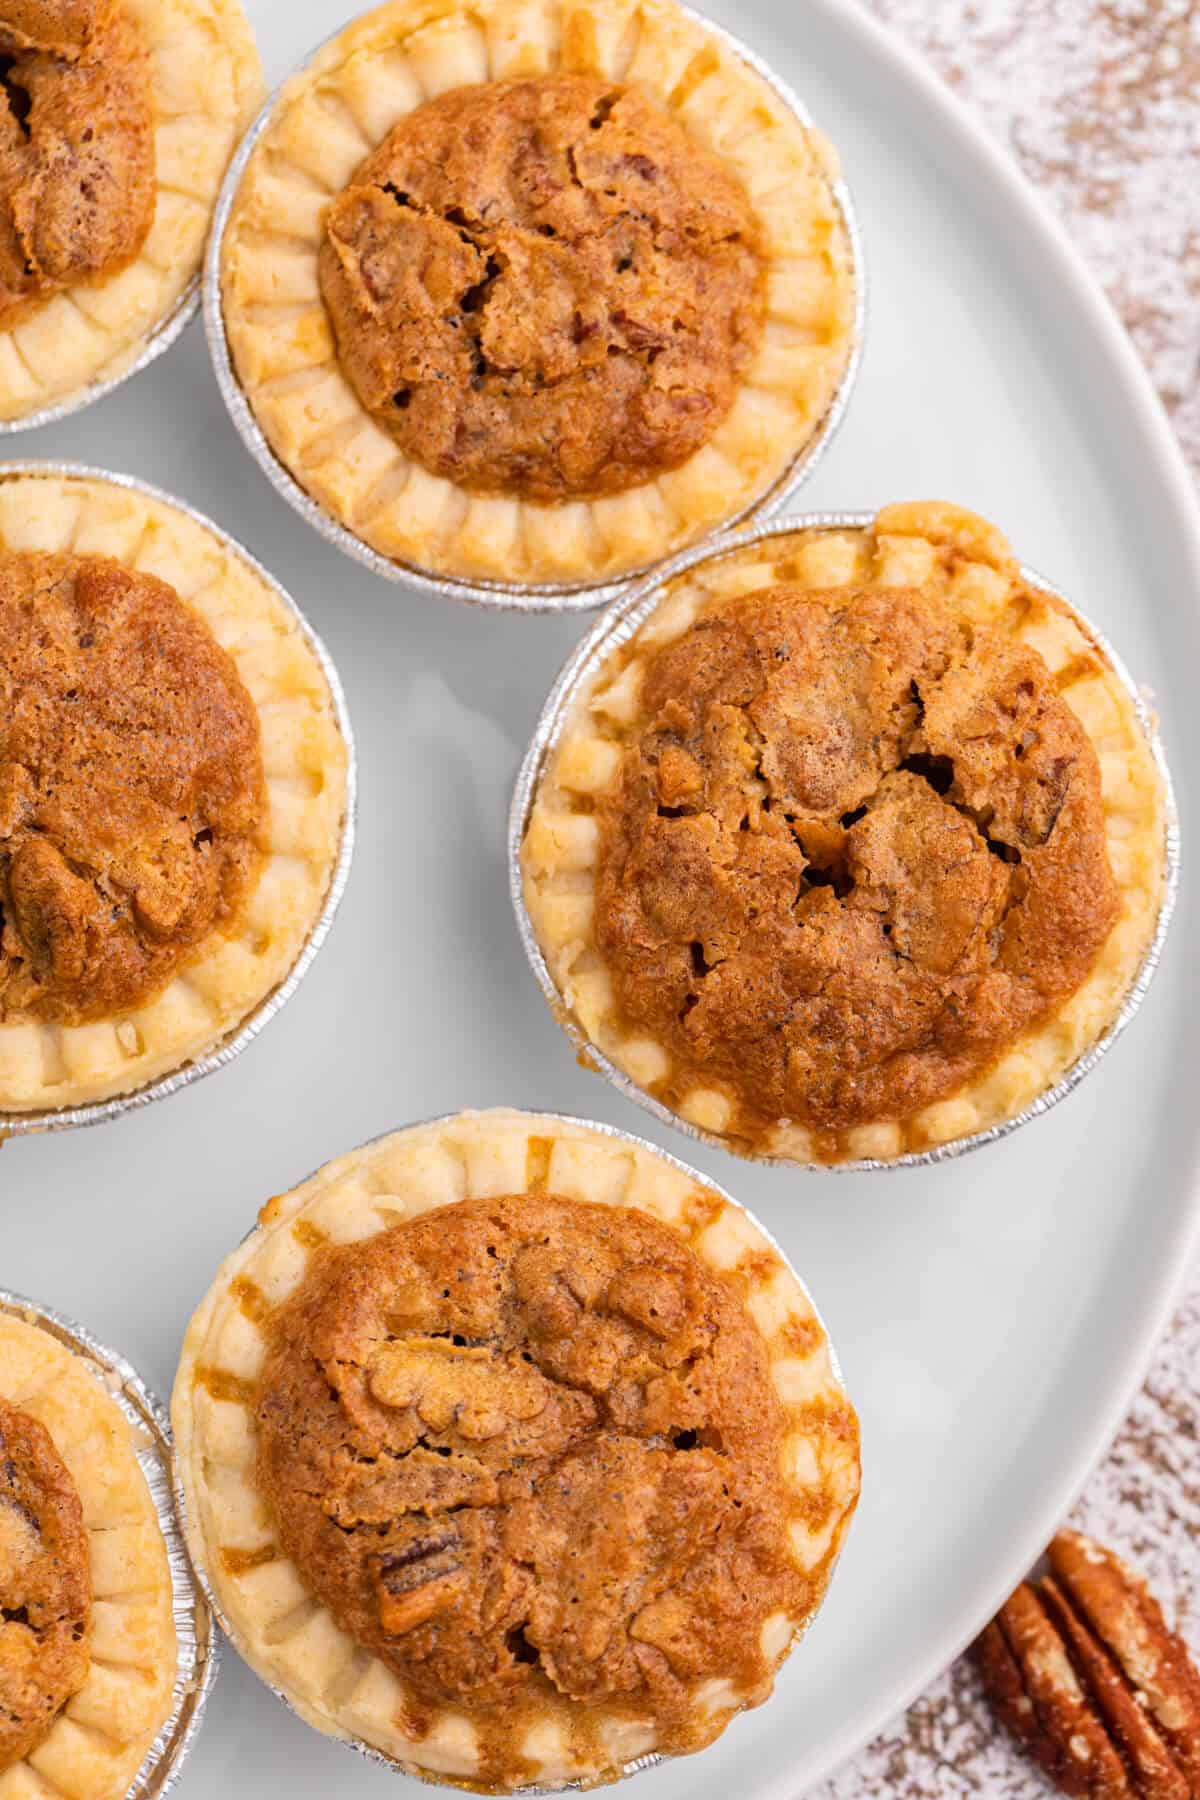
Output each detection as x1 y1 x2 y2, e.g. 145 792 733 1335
6 1 1199 1796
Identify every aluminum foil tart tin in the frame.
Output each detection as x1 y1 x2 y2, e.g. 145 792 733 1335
0 1289 220 1799
509 513 1181 1172
172 1106 856 1793
0 278 199 437
0 460 358 1138
204 5 866 615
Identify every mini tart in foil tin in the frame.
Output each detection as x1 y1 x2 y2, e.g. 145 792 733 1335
512 506 1179 1170
0 0 263 433
171 1107 860 1793
0 462 356 1136
0 1289 219 1800
204 0 864 613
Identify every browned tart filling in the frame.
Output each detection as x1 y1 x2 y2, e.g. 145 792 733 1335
257 1192 807 1764
319 73 765 504
0 551 266 1026
0 0 155 331
595 584 1120 1146
0 1393 91 1772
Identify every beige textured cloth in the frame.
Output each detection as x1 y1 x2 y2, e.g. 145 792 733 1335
817 3 1200 1793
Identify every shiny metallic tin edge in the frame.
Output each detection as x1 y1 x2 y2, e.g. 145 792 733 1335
0 460 358 1136
0 1289 220 1798
172 1105 857 1793
509 512 1181 1173
0 277 200 437
203 5 866 615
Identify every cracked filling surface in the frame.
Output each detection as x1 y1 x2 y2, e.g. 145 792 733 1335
319 74 765 504
594 585 1120 1142
0 550 266 1026
0 1395 91 1773
0 0 155 332
256 1193 806 1752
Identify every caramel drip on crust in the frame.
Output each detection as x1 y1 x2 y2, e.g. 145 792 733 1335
291 1220 329 1252
1052 651 1105 692
194 1366 257 1406
220 1544 277 1578
678 1188 724 1236
0 551 266 1027
0 0 156 330
732 1248 784 1294
523 1135 554 1193
779 1315 824 1359
592 582 1119 1152
252 1192 845 1788
0 1394 91 1773
230 1276 270 1325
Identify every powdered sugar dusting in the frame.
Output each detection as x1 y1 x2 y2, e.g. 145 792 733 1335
814 3 1200 1790
867 0 1200 476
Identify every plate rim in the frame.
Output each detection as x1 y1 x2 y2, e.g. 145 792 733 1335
777 0 1200 1792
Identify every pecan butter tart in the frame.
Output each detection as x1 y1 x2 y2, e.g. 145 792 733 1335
218 0 856 590
521 504 1170 1164
0 0 261 423
173 1109 859 1792
0 472 349 1117
0 1312 175 1798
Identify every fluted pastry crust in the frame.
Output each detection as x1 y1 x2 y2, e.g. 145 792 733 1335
0 1312 175 1800
521 504 1169 1164
0 0 262 423
219 0 855 589
173 1109 859 1791
0 473 349 1115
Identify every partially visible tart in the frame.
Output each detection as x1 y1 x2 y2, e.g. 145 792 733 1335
0 1395 90 1770
173 1108 859 1792
0 1311 175 1799
0 470 350 1119
0 0 262 425
218 0 856 592
521 504 1170 1164
0 0 154 334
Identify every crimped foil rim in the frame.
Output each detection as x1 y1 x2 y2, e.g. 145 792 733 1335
203 3 866 614
509 511 1182 1172
171 1104 857 1793
0 277 199 436
0 459 358 1136
0 1288 220 1798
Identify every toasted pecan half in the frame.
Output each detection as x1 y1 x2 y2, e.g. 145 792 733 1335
973 1531 1200 1798
1050 1533 1200 1791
